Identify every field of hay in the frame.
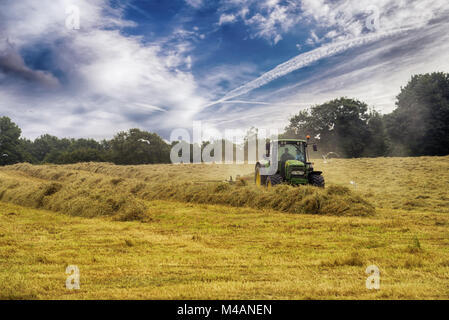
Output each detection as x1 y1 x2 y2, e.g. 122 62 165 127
1 156 449 299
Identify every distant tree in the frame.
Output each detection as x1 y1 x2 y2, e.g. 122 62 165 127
57 148 106 164
18 138 38 164
70 138 103 151
385 72 449 156
53 138 106 164
364 111 389 157
0 116 23 165
29 134 67 162
15 134 108 164
109 128 171 165
284 98 387 158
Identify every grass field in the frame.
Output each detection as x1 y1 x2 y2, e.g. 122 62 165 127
1 157 449 299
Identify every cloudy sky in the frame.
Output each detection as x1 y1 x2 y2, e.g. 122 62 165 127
1 0 449 140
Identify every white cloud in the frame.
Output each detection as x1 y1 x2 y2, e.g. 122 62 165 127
300 0 449 43
198 63 259 99
205 0 449 107
205 28 412 107
185 0 204 9
218 14 237 25
0 0 205 139
218 0 301 44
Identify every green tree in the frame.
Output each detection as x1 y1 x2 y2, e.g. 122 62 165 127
284 98 387 158
54 138 106 164
58 148 106 164
385 72 449 156
70 138 103 151
0 116 23 165
29 134 67 162
18 138 39 164
109 128 171 165
364 111 389 157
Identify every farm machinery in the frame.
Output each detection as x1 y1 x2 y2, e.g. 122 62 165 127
255 138 325 188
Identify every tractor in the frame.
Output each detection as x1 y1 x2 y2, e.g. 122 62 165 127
255 138 325 188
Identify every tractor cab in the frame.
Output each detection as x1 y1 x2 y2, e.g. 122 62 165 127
277 141 306 163
255 138 324 188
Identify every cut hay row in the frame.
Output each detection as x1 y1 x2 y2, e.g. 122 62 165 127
139 182 375 217
0 170 147 221
0 163 375 220
11 156 449 214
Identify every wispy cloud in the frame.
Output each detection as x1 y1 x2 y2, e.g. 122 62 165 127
300 0 448 41
204 0 449 110
217 0 302 44
200 19 449 133
185 0 204 9
218 14 237 25
0 0 205 139
133 103 167 113
204 27 412 107
216 100 305 106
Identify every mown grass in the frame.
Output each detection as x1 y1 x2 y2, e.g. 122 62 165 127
319 156 449 213
1 201 448 299
0 162 375 218
0 156 449 299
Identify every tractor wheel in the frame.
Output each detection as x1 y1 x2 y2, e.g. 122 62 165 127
266 174 283 188
255 166 267 187
310 174 325 188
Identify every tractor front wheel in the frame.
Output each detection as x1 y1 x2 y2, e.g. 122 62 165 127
266 174 283 188
310 174 325 188
255 166 267 187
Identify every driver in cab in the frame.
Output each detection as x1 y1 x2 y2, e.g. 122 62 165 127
280 148 295 162
280 148 295 177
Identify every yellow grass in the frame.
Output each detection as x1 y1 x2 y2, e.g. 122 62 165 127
1 156 449 299
0 162 375 218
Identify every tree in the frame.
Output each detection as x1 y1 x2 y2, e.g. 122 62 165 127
70 138 104 151
29 134 68 162
0 116 23 165
55 138 106 164
109 128 171 165
385 72 449 156
364 111 389 157
18 138 38 164
284 98 387 158
57 148 106 164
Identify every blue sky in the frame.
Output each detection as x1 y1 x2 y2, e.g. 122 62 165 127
1 0 449 140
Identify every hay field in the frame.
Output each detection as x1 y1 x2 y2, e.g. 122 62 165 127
1 156 449 299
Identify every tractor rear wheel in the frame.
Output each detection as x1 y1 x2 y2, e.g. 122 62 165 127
266 174 283 188
255 166 267 187
310 174 325 188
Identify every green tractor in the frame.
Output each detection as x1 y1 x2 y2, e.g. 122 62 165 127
255 138 325 188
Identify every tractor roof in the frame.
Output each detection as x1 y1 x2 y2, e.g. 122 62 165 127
274 139 307 143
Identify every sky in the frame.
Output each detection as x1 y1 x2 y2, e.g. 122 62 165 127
1 0 449 140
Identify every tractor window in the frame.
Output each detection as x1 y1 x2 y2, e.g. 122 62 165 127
278 143 305 163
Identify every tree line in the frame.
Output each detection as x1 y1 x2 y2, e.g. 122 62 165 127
0 124 172 166
1 72 448 166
